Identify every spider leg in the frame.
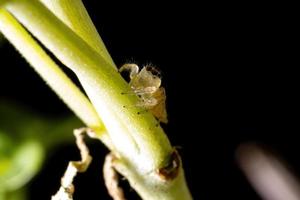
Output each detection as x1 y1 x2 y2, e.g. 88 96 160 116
119 63 140 79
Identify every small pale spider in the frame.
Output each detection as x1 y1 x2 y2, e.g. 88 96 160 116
120 63 168 123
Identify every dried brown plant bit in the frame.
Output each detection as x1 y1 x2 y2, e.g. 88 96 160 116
103 153 126 200
119 63 168 123
157 149 181 181
51 128 93 200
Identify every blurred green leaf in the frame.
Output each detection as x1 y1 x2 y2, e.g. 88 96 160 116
0 188 27 200
0 140 44 191
0 101 83 196
0 131 14 176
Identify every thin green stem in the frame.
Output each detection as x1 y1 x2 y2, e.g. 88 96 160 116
0 9 112 148
40 0 116 67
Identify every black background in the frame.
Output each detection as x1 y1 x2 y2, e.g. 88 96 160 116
0 1 298 200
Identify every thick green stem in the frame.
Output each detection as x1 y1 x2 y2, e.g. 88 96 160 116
1 0 193 199
5 0 172 172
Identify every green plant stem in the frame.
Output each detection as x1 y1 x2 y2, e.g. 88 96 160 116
2 0 193 199
114 158 193 200
5 0 172 173
40 0 115 67
0 9 112 148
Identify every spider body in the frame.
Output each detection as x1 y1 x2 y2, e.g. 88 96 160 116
120 64 168 123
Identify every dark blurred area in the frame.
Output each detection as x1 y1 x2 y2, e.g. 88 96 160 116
0 1 298 200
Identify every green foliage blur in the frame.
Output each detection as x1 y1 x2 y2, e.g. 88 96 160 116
0 101 82 200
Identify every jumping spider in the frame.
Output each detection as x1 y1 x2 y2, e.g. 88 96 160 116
119 63 168 123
